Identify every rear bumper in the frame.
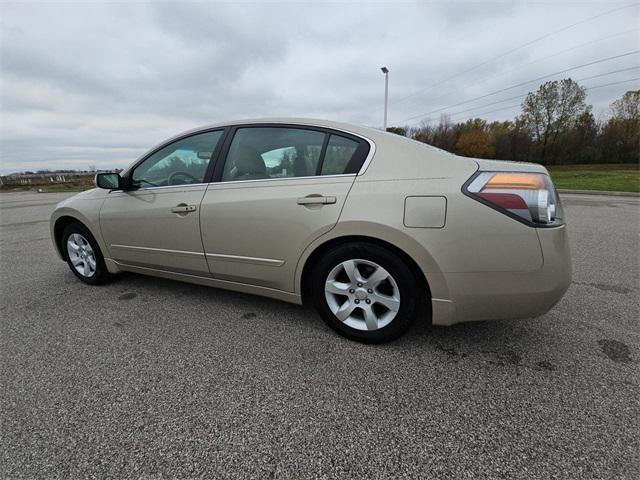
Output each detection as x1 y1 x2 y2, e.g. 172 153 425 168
430 225 571 326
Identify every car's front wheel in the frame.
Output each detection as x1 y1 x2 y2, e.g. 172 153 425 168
61 222 111 285
311 243 420 343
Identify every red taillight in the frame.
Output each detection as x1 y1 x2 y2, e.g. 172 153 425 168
464 171 564 227
477 192 528 210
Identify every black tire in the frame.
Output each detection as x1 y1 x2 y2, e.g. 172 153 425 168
61 221 112 285
311 242 421 343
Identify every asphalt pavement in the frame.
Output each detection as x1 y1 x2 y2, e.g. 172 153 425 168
1 191 638 479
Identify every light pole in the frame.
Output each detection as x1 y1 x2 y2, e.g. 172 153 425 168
381 66 389 130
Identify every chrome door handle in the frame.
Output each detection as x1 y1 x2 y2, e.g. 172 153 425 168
297 196 337 205
171 204 197 213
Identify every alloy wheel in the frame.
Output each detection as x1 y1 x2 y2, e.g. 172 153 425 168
324 259 401 331
66 233 97 278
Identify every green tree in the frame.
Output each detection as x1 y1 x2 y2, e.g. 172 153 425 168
520 78 589 164
568 111 600 164
600 90 640 163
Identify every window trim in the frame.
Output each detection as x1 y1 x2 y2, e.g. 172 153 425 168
204 173 359 188
315 134 331 176
210 123 371 184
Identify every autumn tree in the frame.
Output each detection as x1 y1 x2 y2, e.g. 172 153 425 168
454 119 495 158
386 126 407 136
487 121 514 159
520 78 589 164
390 81 637 165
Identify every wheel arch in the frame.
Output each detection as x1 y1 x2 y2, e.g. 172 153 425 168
52 212 105 261
53 215 85 260
299 234 433 314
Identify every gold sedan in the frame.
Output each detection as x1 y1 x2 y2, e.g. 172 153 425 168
51 119 571 343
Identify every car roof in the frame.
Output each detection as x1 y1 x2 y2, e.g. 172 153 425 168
169 117 384 143
120 118 384 176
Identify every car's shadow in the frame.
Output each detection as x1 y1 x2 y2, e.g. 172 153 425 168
103 271 551 370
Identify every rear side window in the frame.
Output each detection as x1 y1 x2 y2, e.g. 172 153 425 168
321 135 362 175
218 126 370 182
222 127 325 181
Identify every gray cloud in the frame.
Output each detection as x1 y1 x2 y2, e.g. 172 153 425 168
1 0 638 173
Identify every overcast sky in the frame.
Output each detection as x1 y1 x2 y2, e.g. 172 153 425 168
1 0 638 173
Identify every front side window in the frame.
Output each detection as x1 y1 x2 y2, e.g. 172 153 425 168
222 127 325 181
132 130 223 187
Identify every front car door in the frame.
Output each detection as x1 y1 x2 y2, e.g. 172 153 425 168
100 129 225 276
199 125 371 292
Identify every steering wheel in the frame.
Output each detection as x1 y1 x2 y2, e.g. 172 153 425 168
167 171 199 185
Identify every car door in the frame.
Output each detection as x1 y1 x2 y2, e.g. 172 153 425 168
199 125 371 292
100 129 225 276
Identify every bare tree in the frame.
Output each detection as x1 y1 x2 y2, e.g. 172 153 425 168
611 90 639 122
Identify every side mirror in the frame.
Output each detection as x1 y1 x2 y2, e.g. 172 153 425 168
95 172 121 190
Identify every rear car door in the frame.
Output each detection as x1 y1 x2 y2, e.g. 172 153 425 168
100 129 225 275
200 125 371 292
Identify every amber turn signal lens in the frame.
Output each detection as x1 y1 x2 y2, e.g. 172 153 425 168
484 173 545 190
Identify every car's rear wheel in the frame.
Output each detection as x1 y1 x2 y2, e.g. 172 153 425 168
62 222 111 285
311 242 420 343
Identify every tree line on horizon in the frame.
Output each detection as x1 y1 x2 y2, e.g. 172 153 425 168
388 80 639 165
